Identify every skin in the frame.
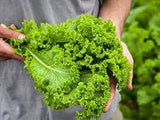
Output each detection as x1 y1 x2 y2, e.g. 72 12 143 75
0 24 25 61
99 0 133 112
0 0 133 115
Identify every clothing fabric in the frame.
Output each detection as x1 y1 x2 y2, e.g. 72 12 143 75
0 0 121 120
0 0 99 27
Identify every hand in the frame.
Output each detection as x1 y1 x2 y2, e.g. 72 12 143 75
104 41 134 112
99 0 132 113
0 24 25 61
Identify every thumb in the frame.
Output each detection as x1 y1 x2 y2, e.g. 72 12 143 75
104 79 116 112
0 25 25 40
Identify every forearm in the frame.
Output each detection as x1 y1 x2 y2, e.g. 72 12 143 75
99 0 131 39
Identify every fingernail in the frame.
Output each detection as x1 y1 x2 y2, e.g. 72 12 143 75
10 24 16 30
127 84 132 90
18 34 25 40
105 105 109 112
0 24 7 28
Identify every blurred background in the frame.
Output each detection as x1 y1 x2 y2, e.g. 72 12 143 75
120 0 160 120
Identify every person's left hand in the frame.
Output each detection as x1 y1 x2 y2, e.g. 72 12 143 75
104 40 133 112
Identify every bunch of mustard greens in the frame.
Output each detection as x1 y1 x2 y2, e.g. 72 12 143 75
7 14 131 120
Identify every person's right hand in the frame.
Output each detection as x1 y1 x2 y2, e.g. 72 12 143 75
0 24 25 61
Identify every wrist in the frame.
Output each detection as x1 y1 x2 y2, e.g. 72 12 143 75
100 15 123 40
99 0 131 40
112 18 123 40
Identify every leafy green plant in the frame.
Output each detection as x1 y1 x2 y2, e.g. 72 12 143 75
7 15 131 120
121 1 160 120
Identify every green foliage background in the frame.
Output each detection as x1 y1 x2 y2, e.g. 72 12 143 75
120 0 160 120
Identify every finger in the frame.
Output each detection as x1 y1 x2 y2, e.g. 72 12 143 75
127 69 133 90
9 53 24 62
0 38 24 62
0 52 11 60
0 25 25 39
121 42 134 90
10 24 17 30
0 52 11 57
104 79 116 112
0 38 14 53
0 51 24 62
121 42 134 65
0 56 9 61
